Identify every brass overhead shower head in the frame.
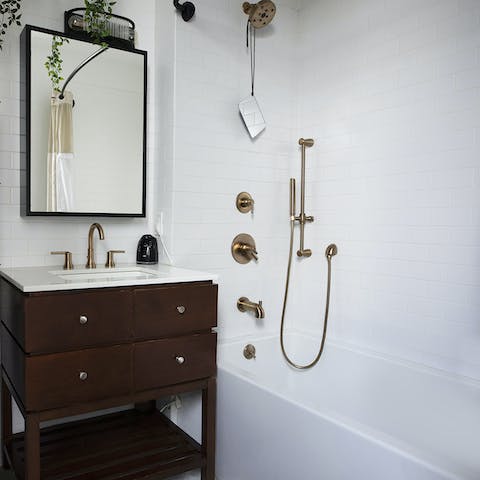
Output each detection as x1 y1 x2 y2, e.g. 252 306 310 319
243 0 276 28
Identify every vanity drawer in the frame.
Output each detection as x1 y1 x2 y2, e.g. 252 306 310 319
134 333 216 391
134 283 217 339
25 345 131 411
24 289 132 353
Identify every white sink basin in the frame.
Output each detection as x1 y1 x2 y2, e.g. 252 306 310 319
51 267 160 282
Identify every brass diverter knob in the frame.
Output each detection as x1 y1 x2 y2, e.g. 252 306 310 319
236 192 254 214
231 233 258 264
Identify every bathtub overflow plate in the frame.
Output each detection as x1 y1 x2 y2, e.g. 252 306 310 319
243 344 256 360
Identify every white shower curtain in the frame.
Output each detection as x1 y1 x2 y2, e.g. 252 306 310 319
47 91 74 212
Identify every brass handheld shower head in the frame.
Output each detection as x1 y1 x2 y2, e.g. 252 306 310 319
243 1 276 28
325 244 338 259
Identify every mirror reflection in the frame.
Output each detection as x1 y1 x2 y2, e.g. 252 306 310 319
26 27 146 216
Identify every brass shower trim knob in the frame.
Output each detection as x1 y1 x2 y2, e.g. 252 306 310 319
236 192 255 214
231 233 258 264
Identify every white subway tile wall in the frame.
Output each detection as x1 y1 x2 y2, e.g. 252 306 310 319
169 0 300 343
168 0 480 381
298 0 480 379
0 0 157 270
1 0 479 462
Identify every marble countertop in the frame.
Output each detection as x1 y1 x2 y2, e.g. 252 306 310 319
0 263 218 293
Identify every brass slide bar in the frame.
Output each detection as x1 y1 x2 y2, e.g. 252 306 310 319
292 138 314 257
280 136 338 369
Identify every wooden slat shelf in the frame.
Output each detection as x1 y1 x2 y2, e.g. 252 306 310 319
5 410 203 480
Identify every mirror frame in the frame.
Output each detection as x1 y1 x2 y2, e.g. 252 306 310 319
20 24 147 217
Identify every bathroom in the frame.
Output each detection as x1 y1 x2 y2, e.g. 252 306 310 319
0 0 479 479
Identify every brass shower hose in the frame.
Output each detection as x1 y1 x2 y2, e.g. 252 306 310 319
280 218 337 369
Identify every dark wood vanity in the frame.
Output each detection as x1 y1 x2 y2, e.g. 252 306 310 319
0 277 218 480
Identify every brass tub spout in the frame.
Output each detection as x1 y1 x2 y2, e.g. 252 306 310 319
237 297 265 319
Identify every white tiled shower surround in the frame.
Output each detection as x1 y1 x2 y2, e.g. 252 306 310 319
1 0 480 473
165 0 480 447
297 0 480 380
166 0 480 379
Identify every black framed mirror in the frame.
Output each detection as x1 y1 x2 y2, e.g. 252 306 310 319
21 25 147 217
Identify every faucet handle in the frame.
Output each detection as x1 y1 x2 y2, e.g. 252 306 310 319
247 246 258 261
51 251 74 270
231 234 259 264
105 250 125 268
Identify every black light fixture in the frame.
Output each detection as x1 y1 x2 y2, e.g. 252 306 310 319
173 0 195 22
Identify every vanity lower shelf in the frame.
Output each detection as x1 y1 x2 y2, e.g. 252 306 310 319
5 409 203 480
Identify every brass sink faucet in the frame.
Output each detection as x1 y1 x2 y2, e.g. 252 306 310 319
86 223 105 268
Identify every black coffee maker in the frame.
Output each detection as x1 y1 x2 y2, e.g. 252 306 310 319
136 234 158 264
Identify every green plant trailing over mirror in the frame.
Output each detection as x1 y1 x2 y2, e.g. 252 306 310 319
84 0 116 45
0 0 21 50
44 36 70 93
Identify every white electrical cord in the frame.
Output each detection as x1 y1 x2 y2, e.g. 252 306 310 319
154 212 174 265
160 395 182 413
157 233 174 265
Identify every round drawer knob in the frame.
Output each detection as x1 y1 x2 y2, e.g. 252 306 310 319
175 356 185 365
176 305 186 314
79 315 88 325
79 371 88 381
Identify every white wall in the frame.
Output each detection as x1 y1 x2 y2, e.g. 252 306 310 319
0 0 158 439
297 0 480 380
2 0 480 474
163 0 300 452
0 0 157 269
170 0 299 343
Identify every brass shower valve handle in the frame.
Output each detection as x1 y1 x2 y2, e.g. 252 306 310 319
240 244 258 260
231 233 259 264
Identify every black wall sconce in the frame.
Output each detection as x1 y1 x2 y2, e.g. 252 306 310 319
173 0 196 22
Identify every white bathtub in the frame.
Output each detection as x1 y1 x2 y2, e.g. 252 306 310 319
216 334 480 480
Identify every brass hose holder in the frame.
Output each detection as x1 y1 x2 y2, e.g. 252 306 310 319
231 233 258 264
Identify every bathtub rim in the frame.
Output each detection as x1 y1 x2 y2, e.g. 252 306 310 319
218 332 479 480
218 330 480 389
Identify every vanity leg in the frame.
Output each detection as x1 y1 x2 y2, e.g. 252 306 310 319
201 377 216 480
1 375 12 469
25 415 40 480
